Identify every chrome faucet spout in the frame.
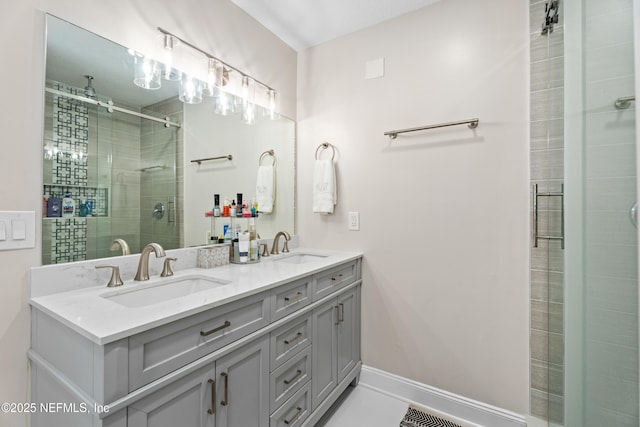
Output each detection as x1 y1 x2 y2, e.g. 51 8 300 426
271 231 291 255
134 243 166 281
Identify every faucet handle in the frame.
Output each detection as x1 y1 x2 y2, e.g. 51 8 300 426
161 257 177 277
260 243 269 257
95 265 124 287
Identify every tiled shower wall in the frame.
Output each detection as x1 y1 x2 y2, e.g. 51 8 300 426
529 0 565 423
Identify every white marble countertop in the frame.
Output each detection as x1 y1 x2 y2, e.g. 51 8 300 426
29 248 362 345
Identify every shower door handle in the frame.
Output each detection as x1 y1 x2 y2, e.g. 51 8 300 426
533 184 565 249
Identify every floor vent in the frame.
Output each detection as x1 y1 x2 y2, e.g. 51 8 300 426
400 405 465 427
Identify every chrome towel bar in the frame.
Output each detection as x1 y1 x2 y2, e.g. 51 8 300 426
191 155 233 165
384 118 479 139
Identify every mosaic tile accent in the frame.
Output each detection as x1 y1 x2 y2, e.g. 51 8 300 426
197 246 230 268
50 218 88 263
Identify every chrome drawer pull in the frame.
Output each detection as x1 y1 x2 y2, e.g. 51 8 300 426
330 273 343 281
220 372 228 406
283 369 302 385
207 379 216 414
284 406 303 425
284 332 302 345
338 303 344 323
284 291 303 303
200 320 231 337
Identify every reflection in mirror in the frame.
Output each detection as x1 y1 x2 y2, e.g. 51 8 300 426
42 15 295 265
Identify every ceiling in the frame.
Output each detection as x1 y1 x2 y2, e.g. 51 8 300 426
230 0 442 51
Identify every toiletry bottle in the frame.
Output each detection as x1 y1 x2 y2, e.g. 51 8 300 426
223 198 230 217
47 196 61 218
252 199 259 217
250 239 258 261
223 224 232 243
214 194 220 217
237 193 244 217
238 232 249 263
62 192 75 217
79 199 88 217
230 200 237 217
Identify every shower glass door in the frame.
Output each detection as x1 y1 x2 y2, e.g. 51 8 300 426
565 0 638 425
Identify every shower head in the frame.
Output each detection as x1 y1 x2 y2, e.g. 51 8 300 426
84 75 96 98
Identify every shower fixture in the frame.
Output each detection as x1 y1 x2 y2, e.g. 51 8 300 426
541 0 559 35
84 75 96 98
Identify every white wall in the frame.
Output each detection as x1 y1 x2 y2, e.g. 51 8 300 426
296 0 530 414
0 1 295 426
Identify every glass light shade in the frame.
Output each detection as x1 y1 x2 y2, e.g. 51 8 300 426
214 90 230 115
162 34 182 81
179 75 203 104
205 58 219 97
241 76 256 124
133 56 161 90
267 89 278 120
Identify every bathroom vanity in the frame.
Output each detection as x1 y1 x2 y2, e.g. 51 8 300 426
28 248 362 427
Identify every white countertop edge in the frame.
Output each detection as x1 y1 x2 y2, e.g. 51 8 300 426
30 248 363 345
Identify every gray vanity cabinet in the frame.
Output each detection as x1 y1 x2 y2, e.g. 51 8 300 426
30 256 362 427
311 286 361 411
127 336 269 427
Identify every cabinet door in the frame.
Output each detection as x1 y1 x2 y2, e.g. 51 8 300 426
128 364 215 427
215 335 269 427
337 287 360 383
311 298 338 410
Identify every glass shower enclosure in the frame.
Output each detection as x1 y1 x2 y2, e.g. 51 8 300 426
530 0 638 425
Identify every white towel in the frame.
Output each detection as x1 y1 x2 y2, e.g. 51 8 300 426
256 165 275 213
313 159 337 214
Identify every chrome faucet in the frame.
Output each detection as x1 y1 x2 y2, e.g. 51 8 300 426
110 238 130 256
271 231 291 255
134 243 166 281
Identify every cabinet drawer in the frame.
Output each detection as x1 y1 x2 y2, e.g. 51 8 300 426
270 315 312 371
129 292 269 391
270 382 311 427
313 261 358 301
270 277 312 322
270 346 311 412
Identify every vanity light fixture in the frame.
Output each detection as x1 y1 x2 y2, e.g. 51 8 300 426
155 27 279 120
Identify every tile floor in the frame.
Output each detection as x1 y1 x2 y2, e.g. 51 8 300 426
317 385 409 427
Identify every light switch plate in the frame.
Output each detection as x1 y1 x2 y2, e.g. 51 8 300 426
348 212 360 231
0 211 35 251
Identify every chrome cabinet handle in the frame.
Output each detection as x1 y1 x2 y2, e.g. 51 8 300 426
284 332 302 345
220 372 228 406
207 379 216 414
338 303 344 323
284 291 302 303
283 369 302 385
200 320 230 337
334 306 340 325
284 407 303 425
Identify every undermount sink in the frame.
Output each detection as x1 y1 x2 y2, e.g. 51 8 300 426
101 275 230 308
273 253 329 264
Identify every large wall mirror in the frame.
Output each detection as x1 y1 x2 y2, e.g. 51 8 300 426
42 15 295 264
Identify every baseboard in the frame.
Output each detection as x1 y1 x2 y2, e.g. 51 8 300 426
359 365 526 427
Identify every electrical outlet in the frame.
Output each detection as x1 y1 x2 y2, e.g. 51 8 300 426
348 212 360 231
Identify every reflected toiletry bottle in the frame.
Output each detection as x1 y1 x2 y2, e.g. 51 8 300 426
223 199 230 217
47 197 61 218
79 200 88 217
237 193 243 217
214 194 220 217
62 192 75 218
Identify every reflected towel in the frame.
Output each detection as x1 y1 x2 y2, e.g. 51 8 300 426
313 159 337 214
256 165 275 213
